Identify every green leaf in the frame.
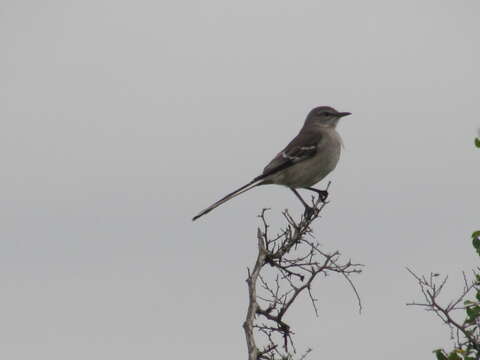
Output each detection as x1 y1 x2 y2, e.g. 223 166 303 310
475 137 480 148
472 232 480 256
434 349 448 360
465 306 480 321
473 237 480 247
447 351 462 360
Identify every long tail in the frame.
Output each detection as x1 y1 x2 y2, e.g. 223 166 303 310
192 178 263 221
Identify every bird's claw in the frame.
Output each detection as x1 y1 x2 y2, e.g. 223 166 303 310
318 190 328 202
304 206 315 219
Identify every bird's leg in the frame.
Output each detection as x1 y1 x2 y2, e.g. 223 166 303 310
290 188 314 218
304 187 329 203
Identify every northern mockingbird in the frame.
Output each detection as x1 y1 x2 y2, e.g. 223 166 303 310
192 106 351 221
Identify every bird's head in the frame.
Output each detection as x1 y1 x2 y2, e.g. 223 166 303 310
306 106 351 128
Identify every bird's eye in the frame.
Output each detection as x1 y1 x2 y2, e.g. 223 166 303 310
322 111 330 116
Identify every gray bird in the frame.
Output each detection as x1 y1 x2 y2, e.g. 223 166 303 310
192 106 351 221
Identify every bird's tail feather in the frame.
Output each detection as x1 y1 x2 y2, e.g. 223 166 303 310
192 179 262 221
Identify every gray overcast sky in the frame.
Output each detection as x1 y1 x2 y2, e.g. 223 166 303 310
1 0 479 359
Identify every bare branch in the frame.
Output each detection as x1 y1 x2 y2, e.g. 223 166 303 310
243 228 268 360
406 267 480 354
244 194 363 360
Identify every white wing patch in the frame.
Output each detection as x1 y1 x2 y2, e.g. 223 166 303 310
282 151 295 160
281 145 316 161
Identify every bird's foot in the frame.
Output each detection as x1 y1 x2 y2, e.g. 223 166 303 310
317 190 328 203
303 206 315 219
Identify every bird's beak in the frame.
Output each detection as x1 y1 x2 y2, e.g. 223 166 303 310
337 112 351 118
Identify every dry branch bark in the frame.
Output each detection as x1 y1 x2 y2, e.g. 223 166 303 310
243 196 363 360
407 268 480 354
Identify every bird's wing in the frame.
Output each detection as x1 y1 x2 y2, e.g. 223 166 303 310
255 131 321 181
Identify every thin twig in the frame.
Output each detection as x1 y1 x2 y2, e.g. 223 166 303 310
244 193 363 360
